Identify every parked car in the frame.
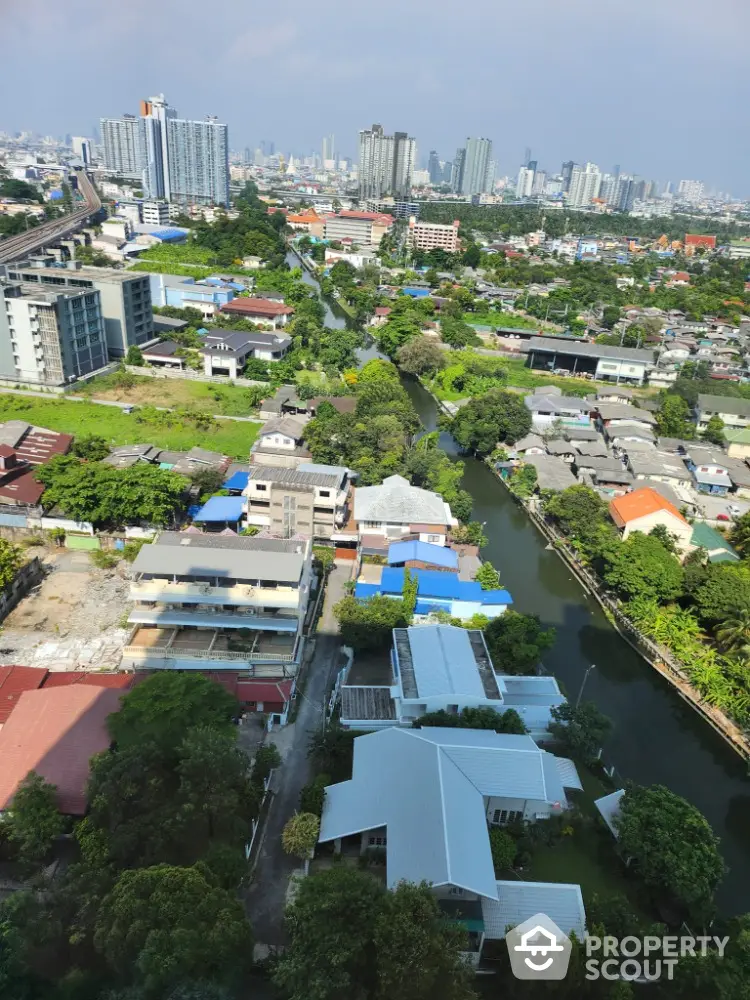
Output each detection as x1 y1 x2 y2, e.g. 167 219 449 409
717 513 731 522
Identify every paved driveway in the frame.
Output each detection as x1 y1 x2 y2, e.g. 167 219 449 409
244 559 353 947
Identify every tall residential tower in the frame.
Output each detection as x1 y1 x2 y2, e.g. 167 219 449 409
358 124 416 200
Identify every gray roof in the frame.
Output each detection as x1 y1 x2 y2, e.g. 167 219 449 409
319 728 570 899
202 329 291 354
644 480 689 509
698 394 750 417
545 439 576 456
525 394 592 415
258 416 307 441
724 458 750 488
597 388 633 400
596 402 657 424
0 421 31 449
103 443 159 468
354 475 450 526
482 882 586 941
132 531 307 583
152 314 188 331
694 470 732 487
522 336 653 364
512 433 546 453
627 454 691 480
595 789 625 838
616 439 656 453
522 454 578 491
395 625 499 701
340 686 395 722
142 340 181 357
574 455 623 473
564 427 601 442
686 445 728 465
248 464 345 489
594 470 633 486
572 439 609 457
607 423 656 441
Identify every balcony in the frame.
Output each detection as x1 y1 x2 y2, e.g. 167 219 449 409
129 606 298 631
130 578 302 610
122 625 300 673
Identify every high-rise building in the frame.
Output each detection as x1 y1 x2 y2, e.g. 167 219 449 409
71 136 91 166
450 147 466 194
427 150 442 185
461 137 493 196
0 280 106 386
140 94 177 200
568 162 602 208
322 134 336 165
677 179 704 203
166 116 229 206
358 124 416 199
100 115 143 177
516 166 534 199
561 161 575 194
442 160 453 186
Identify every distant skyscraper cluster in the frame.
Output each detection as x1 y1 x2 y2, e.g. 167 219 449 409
510 152 663 212
358 124 416 199
100 94 229 206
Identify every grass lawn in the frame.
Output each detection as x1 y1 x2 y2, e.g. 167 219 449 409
74 372 268 417
464 310 546 331
0 395 260 460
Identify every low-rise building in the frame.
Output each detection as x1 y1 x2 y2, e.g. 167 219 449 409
251 416 311 469
141 340 185 369
609 487 692 549
696 394 750 432
522 337 652 385
684 445 732 496
123 532 312 676
323 210 394 247
353 474 456 547
220 297 295 327
201 330 291 377
149 274 237 320
524 391 592 430
354 567 513 620
244 463 353 540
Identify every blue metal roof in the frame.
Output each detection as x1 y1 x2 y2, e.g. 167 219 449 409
224 471 250 492
193 496 245 523
151 227 189 242
377 567 513 605
388 540 458 569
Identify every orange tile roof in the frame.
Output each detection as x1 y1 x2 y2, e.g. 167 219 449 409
609 487 688 528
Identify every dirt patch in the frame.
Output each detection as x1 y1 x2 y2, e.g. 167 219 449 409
1 550 130 670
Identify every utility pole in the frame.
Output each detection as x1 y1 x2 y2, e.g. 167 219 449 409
576 664 596 708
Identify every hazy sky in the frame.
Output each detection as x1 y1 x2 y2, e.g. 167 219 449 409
3 0 748 194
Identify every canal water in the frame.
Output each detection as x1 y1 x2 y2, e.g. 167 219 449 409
289 246 750 914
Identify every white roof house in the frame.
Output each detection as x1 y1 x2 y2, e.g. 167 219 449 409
354 475 456 542
482 881 586 941
595 789 625 838
319 727 582 900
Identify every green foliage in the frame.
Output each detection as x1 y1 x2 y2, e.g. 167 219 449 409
274 869 474 1000
507 463 538 499
308 726 358 784
602 531 684 602
313 545 335 574
299 773 330 816
549 701 612 765
489 828 517 874
402 567 418 618
545 484 610 542
414 705 527 734
70 434 110 460
690 562 750 625
0 178 43 202
93 864 251 995
474 561 501 590
616 784 725 921
440 315 481 349
703 414 726 446
108 673 238 755
484 610 556 675
36 455 186 528
450 388 532 453
451 520 488 547
396 336 445 376
334 594 409 651
0 538 22 590
656 393 694 438
4 771 65 865
251 744 281 787
649 523 678 554
90 548 120 570
122 539 147 562
729 511 750 558
124 345 144 366
282 812 321 858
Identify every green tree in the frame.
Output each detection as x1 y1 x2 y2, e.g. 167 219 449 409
549 701 612 765
462 244 481 268
402 567 418 618
4 772 65 866
655 393 693 438
601 305 621 329
489 828 516 874
70 435 110 461
191 467 226 498
649 523 678 554
616 784 725 921
440 315 480 349
703 414 726 446
282 812 321 858
0 538 22 590
716 608 750 657
414 705 527 734
602 531 684 602
94 865 251 995
108 672 238 755
308 726 358 783
396 336 445 376
450 388 532 454
474 561 501 590
333 595 409 651
484 611 556 675
125 345 145 366
729 512 750 558
691 562 750 625
545 484 609 541
299 773 330 816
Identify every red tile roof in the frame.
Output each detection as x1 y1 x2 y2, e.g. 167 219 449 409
609 487 688 528
221 298 295 317
0 467 45 505
375 307 392 316
236 679 293 704
0 665 47 725
0 444 15 458
15 428 73 466
0 686 122 814
41 671 136 690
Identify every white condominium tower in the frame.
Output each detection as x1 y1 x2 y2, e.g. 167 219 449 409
358 124 416 200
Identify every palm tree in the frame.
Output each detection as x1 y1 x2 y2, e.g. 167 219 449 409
716 609 750 655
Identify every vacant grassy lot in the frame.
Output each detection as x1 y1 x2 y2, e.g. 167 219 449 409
74 372 268 417
465 310 547 331
0 395 260 459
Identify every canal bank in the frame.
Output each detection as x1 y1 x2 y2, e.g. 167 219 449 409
402 375 750 917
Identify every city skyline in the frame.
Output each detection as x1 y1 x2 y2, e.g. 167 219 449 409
1 0 747 195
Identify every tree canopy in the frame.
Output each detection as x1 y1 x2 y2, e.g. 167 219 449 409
450 388 532 454
333 594 409 651
549 701 612 765
4 771 65 866
602 531 684 602
484 610 556 675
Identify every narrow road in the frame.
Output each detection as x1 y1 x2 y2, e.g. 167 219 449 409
244 559 353 946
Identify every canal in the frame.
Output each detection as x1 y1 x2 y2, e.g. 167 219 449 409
289 244 750 914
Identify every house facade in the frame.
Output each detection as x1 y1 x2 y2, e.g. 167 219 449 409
353 474 456 546
696 394 750 432
122 532 312 676
250 416 311 469
201 330 291 378
243 463 353 540
609 488 692 549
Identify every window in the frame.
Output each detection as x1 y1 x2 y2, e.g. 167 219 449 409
427 533 441 543
448 887 464 896
368 836 386 846
255 483 267 492
319 489 330 498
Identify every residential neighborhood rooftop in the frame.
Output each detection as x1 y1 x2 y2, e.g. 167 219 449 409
609 487 687 527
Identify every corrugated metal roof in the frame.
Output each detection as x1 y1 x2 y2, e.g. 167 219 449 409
354 475 449 526
373 567 512 605
482 882 586 940
0 665 47 724
554 757 583 791
248 465 343 488
193 496 245 522
407 625 487 699
387 540 459 569
595 789 625 838
132 533 306 583
224 471 250 492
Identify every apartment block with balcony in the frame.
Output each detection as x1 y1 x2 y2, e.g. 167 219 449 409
244 464 354 540
122 532 312 675
0 281 107 387
408 216 460 253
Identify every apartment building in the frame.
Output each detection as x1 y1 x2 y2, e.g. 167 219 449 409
244 464 353 540
323 211 394 247
0 281 106 386
142 201 171 226
3 261 153 358
408 216 460 253
122 532 312 676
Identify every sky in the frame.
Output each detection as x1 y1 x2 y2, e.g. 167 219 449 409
2 0 749 195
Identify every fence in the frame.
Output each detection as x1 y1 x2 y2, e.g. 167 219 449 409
123 366 266 388
0 557 44 623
